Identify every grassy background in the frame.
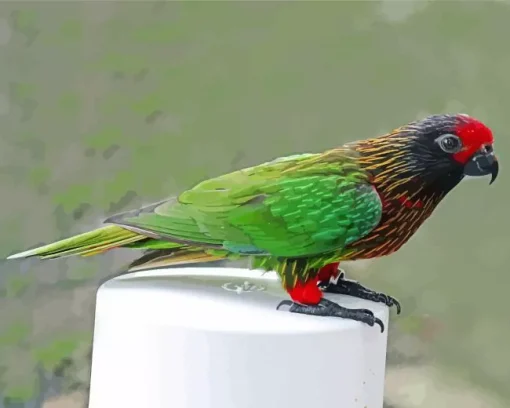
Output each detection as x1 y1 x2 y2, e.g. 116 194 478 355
0 1 509 406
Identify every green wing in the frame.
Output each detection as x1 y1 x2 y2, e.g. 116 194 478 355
105 151 383 258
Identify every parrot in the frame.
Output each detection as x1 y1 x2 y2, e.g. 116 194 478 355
7 113 499 332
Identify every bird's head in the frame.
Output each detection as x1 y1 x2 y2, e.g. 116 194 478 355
403 113 498 185
356 113 499 191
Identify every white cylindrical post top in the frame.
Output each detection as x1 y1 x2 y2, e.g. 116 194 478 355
88 267 389 408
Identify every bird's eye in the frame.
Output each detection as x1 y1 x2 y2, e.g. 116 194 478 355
436 134 463 154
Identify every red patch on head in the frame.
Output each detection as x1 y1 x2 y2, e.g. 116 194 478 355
452 115 494 164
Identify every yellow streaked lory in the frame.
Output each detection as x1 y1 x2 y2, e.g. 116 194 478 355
8 113 498 332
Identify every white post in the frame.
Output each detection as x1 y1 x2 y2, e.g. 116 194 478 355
87 267 389 408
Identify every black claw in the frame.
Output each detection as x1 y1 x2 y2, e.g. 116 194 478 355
277 298 384 332
371 317 384 333
321 276 401 315
276 300 293 310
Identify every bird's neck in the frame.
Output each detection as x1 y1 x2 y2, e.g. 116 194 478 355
351 137 464 207
337 138 465 260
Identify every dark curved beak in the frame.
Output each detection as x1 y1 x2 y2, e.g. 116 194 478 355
463 146 499 185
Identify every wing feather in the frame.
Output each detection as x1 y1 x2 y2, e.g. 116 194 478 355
104 151 383 257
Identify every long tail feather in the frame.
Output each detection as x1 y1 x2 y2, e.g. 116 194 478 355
7 225 146 260
127 248 227 272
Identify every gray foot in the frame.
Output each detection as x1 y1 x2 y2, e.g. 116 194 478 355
277 298 384 332
319 270 401 314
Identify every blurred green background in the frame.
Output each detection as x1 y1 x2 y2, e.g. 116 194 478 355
0 1 509 407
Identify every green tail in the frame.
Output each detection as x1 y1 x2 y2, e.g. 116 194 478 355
6 225 148 260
